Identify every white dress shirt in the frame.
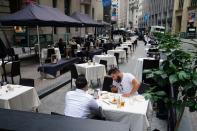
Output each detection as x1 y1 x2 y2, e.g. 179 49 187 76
64 89 99 119
113 73 137 94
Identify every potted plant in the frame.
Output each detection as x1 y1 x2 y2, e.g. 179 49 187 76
144 33 197 131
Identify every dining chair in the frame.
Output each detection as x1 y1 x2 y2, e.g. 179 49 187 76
7 48 18 61
20 78 34 87
6 61 21 84
102 76 113 92
114 53 119 68
70 64 79 89
45 48 55 63
142 59 159 85
123 48 128 62
138 83 150 94
99 60 108 71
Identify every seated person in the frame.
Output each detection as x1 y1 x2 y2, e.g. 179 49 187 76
56 38 66 54
108 68 140 97
64 75 99 118
69 38 77 45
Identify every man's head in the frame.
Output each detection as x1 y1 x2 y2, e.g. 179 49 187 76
59 38 63 43
75 75 88 90
108 68 122 83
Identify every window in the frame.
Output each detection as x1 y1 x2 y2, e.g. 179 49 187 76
52 0 57 8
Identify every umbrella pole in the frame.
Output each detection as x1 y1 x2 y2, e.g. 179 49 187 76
37 25 41 66
52 27 54 45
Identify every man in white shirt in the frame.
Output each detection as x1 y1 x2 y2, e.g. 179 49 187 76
108 68 140 97
64 75 99 119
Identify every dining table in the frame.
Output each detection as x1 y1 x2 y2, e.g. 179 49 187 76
96 92 152 131
41 48 61 62
0 84 41 111
116 46 131 54
107 49 126 60
75 63 106 83
93 54 117 69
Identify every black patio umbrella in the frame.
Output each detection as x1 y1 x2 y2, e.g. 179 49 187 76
0 3 81 27
0 3 82 66
71 11 101 27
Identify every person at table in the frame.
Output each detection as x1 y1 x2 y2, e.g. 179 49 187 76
64 75 99 119
108 68 140 97
56 38 66 55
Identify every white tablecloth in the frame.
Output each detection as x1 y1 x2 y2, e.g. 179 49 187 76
116 46 131 54
93 55 117 69
97 93 151 131
41 48 61 62
122 43 132 47
133 57 163 82
123 41 132 45
76 63 106 82
0 85 41 111
0 61 12 76
107 50 126 59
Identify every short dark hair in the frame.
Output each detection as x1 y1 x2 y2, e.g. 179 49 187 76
75 75 88 89
108 67 120 75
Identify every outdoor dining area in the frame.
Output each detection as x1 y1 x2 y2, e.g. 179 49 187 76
1 2 194 131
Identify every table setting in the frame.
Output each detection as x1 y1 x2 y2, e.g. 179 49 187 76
87 89 152 131
0 84 41 111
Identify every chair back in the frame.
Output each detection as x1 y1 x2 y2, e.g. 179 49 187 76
138 83 150 94
70 64 78 79
102 76 113 92
99 60 107 70
22 47 26 53
123 48 128 54
7 48 15 56
47 48 55 58
143 59 159 70
148 48 159 52
142 59 159 84
11 61 21 77
20 78 34 87
114 53 119 64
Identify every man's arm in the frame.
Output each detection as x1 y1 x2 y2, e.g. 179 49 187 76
89 98 99 111
122 79 140 97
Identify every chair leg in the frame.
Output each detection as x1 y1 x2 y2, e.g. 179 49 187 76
71 79 72 89
11 77 14 84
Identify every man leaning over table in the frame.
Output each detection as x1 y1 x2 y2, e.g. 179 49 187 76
108 68 140 97
64 75 100 119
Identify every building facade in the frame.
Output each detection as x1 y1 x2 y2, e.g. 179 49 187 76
138 0 174 32
0 0 103 46
172 0 197 34
110 0 128 29
127 0 139 29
